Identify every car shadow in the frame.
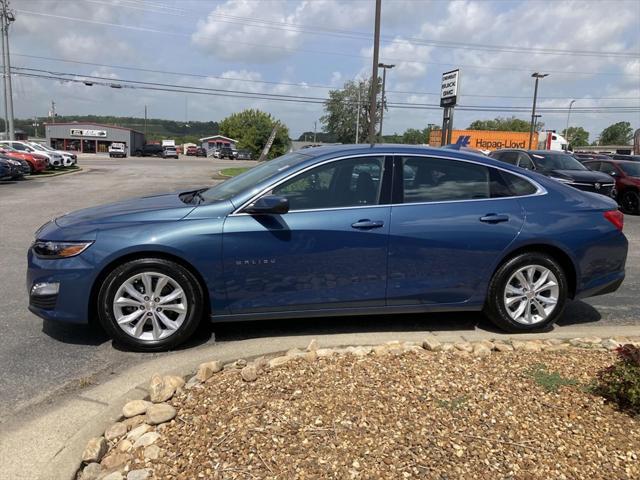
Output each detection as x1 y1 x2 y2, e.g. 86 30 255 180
42 320 110 346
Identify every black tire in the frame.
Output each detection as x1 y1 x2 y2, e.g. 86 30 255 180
621 190 640 215
97 258 204 351
483 252 568 332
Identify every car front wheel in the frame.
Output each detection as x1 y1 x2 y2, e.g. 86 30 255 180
621 190 640 215
484 252 567 332
97 258 204 351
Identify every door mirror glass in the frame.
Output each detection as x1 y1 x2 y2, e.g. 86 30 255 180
243 195 290 215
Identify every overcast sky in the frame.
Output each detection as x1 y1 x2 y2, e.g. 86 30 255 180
9 0 640 141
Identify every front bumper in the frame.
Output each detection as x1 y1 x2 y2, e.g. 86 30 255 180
27 248 96 324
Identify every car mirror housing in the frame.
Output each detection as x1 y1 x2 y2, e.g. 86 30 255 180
243 195 290 215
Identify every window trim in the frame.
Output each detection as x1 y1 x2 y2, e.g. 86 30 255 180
392 154 546 207
230 153 546 215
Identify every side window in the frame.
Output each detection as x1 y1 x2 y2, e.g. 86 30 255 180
499 152 519 165
401 156 490 203
517 153 535 170
272 156 384 211
11 143 26 151
599 162 617 176
584 161 600 172
498 170 538 196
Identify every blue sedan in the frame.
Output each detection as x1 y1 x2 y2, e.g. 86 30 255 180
27 145 628 351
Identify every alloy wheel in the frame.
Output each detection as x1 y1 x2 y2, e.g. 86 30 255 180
112 271 188 341
503 265 559 325
623 192 639 214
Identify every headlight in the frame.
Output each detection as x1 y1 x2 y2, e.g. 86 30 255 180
550 176 574 184
32 240 93 259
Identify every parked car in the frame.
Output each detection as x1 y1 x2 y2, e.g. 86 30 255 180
610 154 640 162
214 146 234 159
108 143 127 158
0 157 20 180
582 159 640 215
572 153 613 162
27 145 628 351
28 142 76 166
0 156 26 179
0 147 47 173
133 144 164 157
186 146 198 156
162 146 179 159
490 149 616 199
0 141 64 167
237 149 252 160
196 147 207 157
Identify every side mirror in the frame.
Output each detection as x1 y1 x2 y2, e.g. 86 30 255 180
243 195 289 215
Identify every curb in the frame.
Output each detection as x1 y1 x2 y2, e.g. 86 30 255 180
2 325 638 480
29 167 86 179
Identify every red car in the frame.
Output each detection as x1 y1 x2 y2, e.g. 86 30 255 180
0 147 47 173
583 159 640 214
186 145 198 156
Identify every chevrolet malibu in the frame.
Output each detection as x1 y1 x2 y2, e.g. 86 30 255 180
27 145 628 351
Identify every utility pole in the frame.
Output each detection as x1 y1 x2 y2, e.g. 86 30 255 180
1 0 15 140
368 0 382 145
565 99 576 142
355 81 362 144
529 72 548 149
144 105 148 137
50 100 56 123
32 115 39 137
1 20 6 137
377 63 394 142
313 120 317 143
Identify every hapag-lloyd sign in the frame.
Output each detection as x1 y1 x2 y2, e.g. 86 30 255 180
440 69 460 107
70 128 107 137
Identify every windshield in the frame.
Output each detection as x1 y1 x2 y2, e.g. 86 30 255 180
29 143 47 152
197 152 310 204
620 163 640 177
531 152 587 171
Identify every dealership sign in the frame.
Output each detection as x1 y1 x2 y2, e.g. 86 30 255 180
70 128 107 137
440 69 460 107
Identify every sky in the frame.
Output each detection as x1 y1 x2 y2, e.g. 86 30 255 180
8 0 640 142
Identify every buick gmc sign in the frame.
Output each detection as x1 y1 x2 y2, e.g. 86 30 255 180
70 129 107 138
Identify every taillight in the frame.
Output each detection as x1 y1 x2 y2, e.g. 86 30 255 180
604 210 624 231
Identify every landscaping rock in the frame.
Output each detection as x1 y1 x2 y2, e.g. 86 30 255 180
122 400 151 418
144 445 161 460
101 473 123 480
303 350 318 362
149 374 175 403
348 346 372 357
511 340 527 351
117 439 133 453
422 338 442 351
286 348 304 357
146 403 176 425
440 343 454 352
126 424 151 442
234 359 248 369
241 365 258 382
472 343 491 357
133 432 161 450
268 356 291 368
195 360 223 382
454 342 473 353
80 462 102 480
164 375 185 390
82 437 107 464
602 338 621 351
104 422 127 441
127 469 151 480
123 415 145 430
306 339 318 351
100 452 129 470
253 356 268 371
316 348 335 358
493 342 514 352
522 341 542 352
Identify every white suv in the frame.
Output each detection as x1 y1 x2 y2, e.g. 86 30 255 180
0 141 66 167
28 142 76 166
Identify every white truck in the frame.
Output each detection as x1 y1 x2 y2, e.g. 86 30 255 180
108 143 127 158
537 131 570 152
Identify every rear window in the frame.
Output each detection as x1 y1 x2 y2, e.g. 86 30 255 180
499 170 538 196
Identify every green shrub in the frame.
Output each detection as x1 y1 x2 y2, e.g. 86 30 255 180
596 344 640 415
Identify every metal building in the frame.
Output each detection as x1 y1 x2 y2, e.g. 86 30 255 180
44 122 146 155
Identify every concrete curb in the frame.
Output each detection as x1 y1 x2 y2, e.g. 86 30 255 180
1 324 638 480
28 167 86 179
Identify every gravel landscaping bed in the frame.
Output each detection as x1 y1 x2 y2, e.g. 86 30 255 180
79 338 640 480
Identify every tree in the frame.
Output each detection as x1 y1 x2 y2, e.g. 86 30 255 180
321 78 382 144
599 121 633 145
219 109 290 159
468 116 541 132
562 126 589 147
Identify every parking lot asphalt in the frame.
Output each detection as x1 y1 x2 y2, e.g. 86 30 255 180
0 154 638 423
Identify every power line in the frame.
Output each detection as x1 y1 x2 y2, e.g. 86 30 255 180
12 53 640 101
15 9 640 77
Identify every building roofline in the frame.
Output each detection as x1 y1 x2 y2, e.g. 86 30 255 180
43 122 145 135
199 135 238 142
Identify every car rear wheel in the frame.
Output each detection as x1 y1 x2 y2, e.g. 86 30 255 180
484 252 568 332
97 258 204 351
621 190 640 215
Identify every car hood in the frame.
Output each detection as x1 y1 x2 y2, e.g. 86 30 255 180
548 169 614 183
55 192 195 227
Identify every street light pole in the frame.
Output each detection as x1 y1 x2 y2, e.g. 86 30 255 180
355 82 361 144
368 0 382 145
529 72 548 149
1 0 15 140
313 120 317 143
565 99 576 141
377 63 395 142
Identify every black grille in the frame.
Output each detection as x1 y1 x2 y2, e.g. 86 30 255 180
30 294 58 310
574 184 614 197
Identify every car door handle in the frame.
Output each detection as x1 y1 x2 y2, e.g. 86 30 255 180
479 214 510 223
351 219 384 229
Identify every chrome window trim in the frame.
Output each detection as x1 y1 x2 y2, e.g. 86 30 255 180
229 152 547 216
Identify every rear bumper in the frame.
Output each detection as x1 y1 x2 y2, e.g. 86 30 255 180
575 270 625 300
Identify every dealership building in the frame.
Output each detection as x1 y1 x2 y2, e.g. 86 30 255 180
44 122 146 154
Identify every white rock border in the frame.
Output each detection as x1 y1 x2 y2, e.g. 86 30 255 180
77 335 640 480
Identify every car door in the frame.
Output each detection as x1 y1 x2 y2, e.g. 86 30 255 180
222 155 392 314
387 155 526 305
